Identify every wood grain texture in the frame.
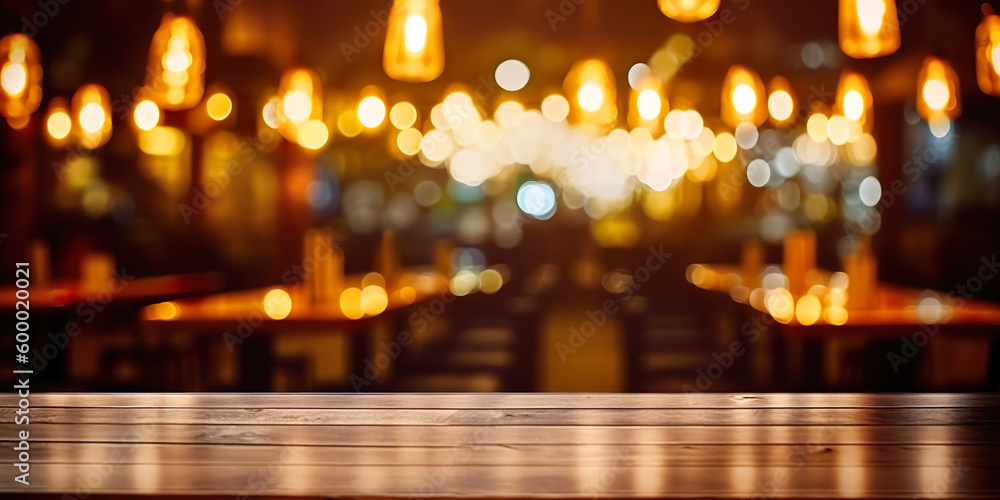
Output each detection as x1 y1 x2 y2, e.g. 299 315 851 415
5 407 999 426
1 393 997 498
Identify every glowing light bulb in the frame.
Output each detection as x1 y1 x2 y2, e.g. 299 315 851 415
72 84 113 149
404 14 428 53
163 41 193 72
835 71 873 129
79 103 105 133
629 74 665 132
657 0 721 22
134 100 160 131
146 15 205 110
916 56 961 122
47 111 70 138
358 95 386 128
636 89 661 120
1 63 26 95
732 85 756 114
856 0 886 36
384 0 444 82
839 0 900 58
766 76 796 127
721 65 766 128
44 98 71 145
922 80 949 111
578 83 604 111
283 90 311 124
564 58 617 131
843 91 864 120
0 34 42 119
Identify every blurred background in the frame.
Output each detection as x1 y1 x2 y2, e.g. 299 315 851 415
1 0 999 393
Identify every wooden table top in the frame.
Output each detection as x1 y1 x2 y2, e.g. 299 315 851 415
2 393 998 498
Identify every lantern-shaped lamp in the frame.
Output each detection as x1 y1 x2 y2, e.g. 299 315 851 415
976 5 1000 96
44 97 72 147
839 0 901 58
766 76 796 128
146 14 206 110
563 58 618 132
835 70 873 130
721 65 766 129
916 56 961 123
628 75 665 133
72 84 113 150
276 68 323 142
383 0 445 82
0 34 42 120
657 0 721 22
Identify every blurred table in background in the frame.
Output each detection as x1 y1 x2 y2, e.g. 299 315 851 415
139 269 450 391
689 262 1000 390
0 272 224 310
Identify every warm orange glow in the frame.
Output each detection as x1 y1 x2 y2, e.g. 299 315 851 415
976 8 1000 96
713 132 738 162
563 58 617 132
766 76 796 127
0 34 42 119
766 288 795 324
399 286 417 303
296 120 329 150
277 68 323 143
721 65 766 128
479 269 503 294
148 301 179 321
206 92 233 121
72 84 113 150
361 285 389 316
824 305 849 325
357 91 386 129
44 98 72 146
835 71 873 128
839 0 900 58
628 74 665 132
657 0 721 22
340 287 365 320
390 101 418 129
383 0 444 82
795 295 822 325
134 100 160 131
916 56 961 122
138 126 186 156
146 15 205 110
263 289 292 320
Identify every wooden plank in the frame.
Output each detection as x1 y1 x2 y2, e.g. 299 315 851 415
21 442 1000 467
4 407 997 426
4 423 995 445
1 394 996 498
11 392 1000 409
2 464 997 498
